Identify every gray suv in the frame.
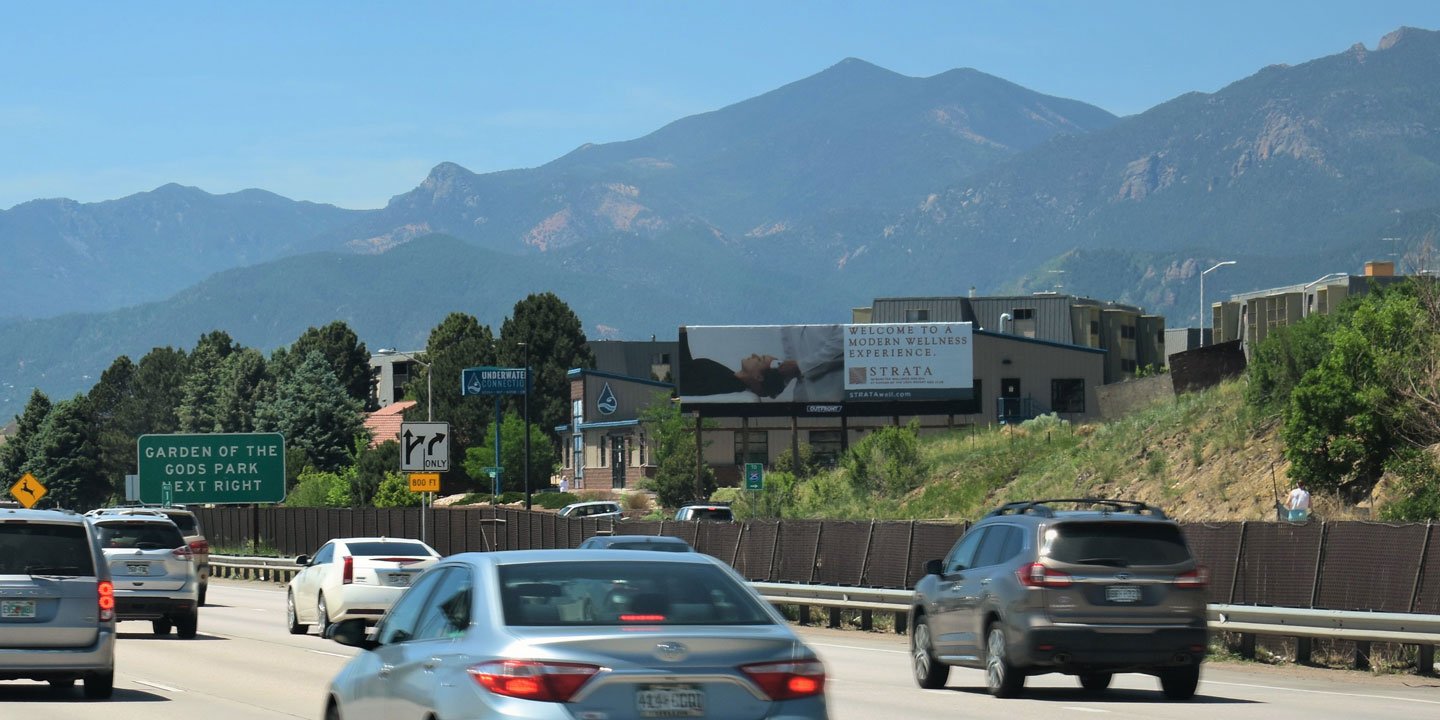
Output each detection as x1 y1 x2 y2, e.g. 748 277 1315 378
0 507 116 698
90 513 200 638
910 499 1208 700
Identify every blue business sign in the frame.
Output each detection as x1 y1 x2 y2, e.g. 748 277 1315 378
461 366 530 396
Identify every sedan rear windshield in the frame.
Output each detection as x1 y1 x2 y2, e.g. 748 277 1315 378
1046 522 1192 567
689 508 733 521
499 561 772 627
0 523 96 576
95 522 185 550
345 541 432 557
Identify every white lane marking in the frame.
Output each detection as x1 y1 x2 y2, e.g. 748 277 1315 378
1205 679 1440 706
134 679 184 693
1061 707 1109 713
808 641 908 655
310 650 349 658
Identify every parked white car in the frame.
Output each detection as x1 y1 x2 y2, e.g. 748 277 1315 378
285 537 440 636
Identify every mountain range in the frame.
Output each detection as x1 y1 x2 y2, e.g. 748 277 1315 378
4 27 1440 419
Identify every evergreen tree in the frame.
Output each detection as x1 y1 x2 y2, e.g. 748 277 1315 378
178 340 229 432
639 393 715 508
421 312 497 490
462 412 558 493
0 389 52 483
497 293 595 469
214 348 269 432
88 356 138 498
353 439 399 506
22 396 105 509
255 351 365 473
285 321 375 410
127 346 189 436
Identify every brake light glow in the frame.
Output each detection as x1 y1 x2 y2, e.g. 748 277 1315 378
97 580 115 622
740 660 826 700
1017 562 1073 588
619 614 667 623
189 539 209 554
468 660 600 702
171 545 194 561
1175 566 1210 589
342 555 353 585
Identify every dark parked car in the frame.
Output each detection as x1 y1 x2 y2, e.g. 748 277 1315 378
577 534 695 552
909 498 1208 699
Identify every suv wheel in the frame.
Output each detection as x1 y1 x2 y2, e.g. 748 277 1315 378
198 579 208 607
48 678 77 691
83 670 115 699
984 624 1025 698
910 614 950 689
152 619 172 636
317 594 333 637
1079 672 1112 692
1160 665 1200 700
287 591 309 635
176 608 199 639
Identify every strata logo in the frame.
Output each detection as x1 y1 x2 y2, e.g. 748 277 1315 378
597 382 618 415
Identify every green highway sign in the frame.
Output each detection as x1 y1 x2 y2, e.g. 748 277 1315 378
745 462 764 491
137 433 286 504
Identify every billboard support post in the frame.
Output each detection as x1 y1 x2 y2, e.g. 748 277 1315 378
694 411 704 502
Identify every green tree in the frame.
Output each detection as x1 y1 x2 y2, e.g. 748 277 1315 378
373 472 423 507
214 348 269 433
1378 449 1440 521
841 420 928 496
178 334 238 432
127 346 189 436
22 395 106 509
1282 286 1426 493
353 439 399 506
1245 311 1340 413
420 312 497 491
285 468 353 508
255 351 365 472
497 293 596 447
0 389 52 484
88 356 138 498
283 321 374 409
463 412 558 493
639 393 714 508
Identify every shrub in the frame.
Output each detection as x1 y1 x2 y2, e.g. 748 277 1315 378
534 492 579 510
373 472 422 508
841 420 927 496
1379 450 1440 521
285 468 351 507
622 492 652 511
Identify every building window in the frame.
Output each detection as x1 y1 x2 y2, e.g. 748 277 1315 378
905 308 930 322
1121 325 1136 340
1012 308 1035 320
809 430 843 467
652 352 671 365
1090 320 1100 336
598 440 606 467
572 435 582 469
572 399 584 426
733 430 768 465
1051 379 1085 413
638 434 648 466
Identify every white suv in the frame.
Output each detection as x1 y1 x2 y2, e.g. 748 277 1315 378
88 512 200 639
0 507 116 698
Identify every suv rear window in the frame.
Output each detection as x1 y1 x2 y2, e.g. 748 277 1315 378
690 508 733 521
95 521 185 550
0 523 96 576
345 541 432 557
165 513 199 536
1047 522 1191 567
499 561 772 626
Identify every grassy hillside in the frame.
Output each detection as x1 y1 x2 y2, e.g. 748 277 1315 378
747 379 1371 523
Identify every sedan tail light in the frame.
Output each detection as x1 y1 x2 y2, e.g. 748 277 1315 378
341 555 353 585
171 545 194 561
97 580 115 622
1017 562 1072 588
740 659 826 700
469 660 600 702
1174 566 1210 589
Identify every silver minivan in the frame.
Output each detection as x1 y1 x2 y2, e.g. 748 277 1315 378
0 507 116 698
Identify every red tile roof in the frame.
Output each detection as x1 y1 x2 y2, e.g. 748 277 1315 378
364 401 417 448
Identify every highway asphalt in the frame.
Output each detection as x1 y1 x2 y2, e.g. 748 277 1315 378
1 580 1436 719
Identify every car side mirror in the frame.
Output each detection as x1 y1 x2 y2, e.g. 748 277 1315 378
294 554 310 567
327 618 378 650
924 559 944 576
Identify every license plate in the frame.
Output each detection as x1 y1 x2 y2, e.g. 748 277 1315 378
388 573 411 587
636 684 704 717
1105 585 1141 603
1 599 37 619
126 562 150 575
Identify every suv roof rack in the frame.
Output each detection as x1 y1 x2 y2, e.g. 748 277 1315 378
986 498 1168 520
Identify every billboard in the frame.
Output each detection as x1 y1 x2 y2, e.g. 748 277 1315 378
679 322 972 405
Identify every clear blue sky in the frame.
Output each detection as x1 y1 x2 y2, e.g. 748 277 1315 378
3 1 1437 211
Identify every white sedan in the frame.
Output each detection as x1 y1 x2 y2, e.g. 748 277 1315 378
286 537 440 636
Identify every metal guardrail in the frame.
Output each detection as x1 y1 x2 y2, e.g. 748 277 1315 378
213 555 1439 664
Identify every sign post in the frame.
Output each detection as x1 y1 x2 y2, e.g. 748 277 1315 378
744 462 764 517
483 467 502 499
461 366 529 504
137 433 285 505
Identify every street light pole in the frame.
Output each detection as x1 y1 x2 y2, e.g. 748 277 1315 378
1200 261 1237 347
377 348 432 543
519 341 532 511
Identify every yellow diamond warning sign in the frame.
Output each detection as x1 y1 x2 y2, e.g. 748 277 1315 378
9 472 47 509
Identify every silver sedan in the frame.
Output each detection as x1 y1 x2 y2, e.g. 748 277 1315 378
323 549 829 720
